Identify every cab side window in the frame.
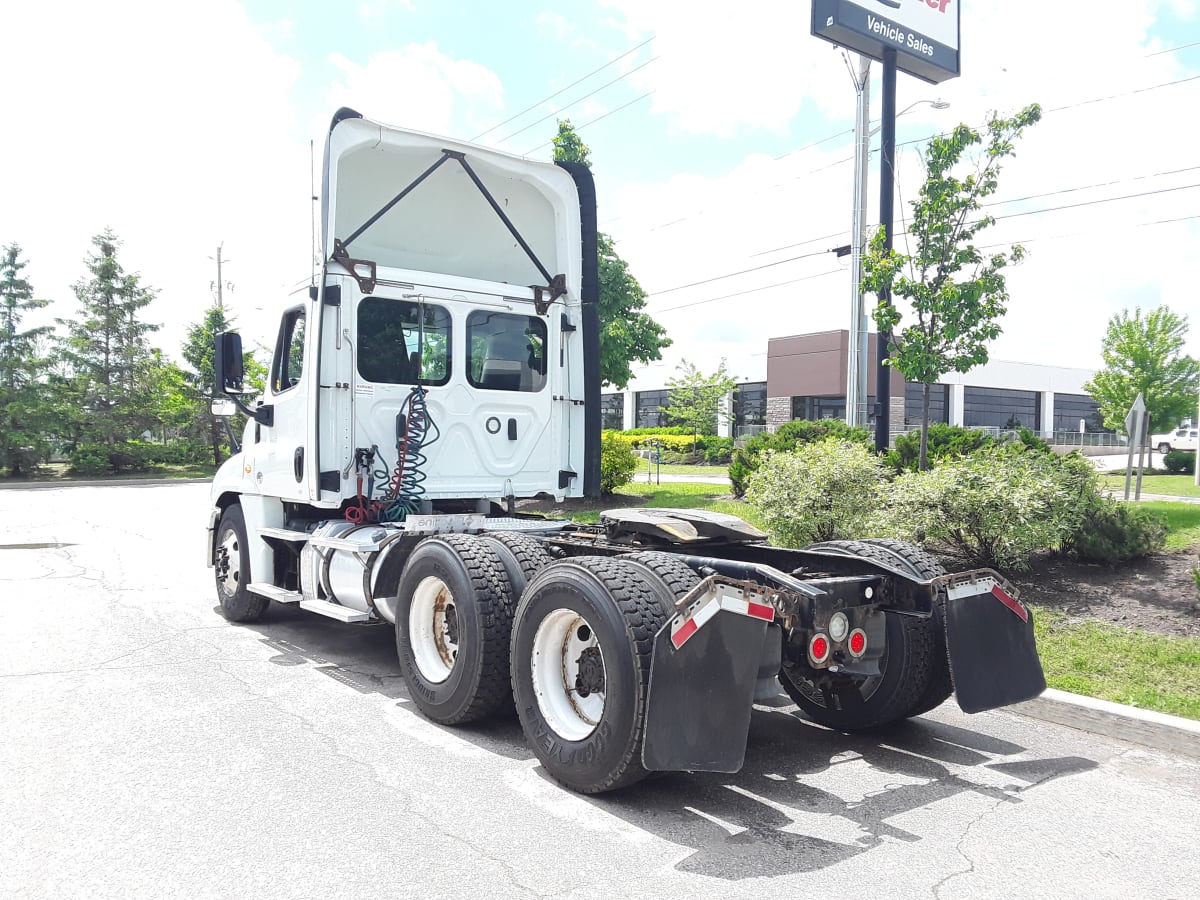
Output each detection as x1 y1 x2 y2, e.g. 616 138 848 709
467 312 547 392
271 307 305 394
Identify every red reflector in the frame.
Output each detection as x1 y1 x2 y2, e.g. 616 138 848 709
810 635 829 663
671 617 699 649
849 630 866 654
747 601 775 621
991 584 1029 623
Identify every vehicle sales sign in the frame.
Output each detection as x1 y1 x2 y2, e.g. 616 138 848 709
811 0 961 84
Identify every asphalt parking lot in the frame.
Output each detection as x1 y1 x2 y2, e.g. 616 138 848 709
3 482 1199 899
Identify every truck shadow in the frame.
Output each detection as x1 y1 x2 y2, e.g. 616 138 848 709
235 604 1099 880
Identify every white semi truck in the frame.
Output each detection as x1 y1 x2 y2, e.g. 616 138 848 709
206 109 1046 794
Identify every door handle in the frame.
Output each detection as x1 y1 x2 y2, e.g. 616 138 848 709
507 418 517 441
294 447 304 482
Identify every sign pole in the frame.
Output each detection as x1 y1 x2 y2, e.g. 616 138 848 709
874 47 897 453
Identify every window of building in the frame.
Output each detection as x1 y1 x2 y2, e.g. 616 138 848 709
1053 393 1108 433
357 297 451 386
600 393 624 431
271 306 305 394
962 386 1040 430
466 311 547 392
904 382 950 426
733 382 767 427
635 389 672 428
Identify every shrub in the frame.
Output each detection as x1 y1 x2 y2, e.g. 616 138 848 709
67 443 112 476
600 431 639 495
731 419 871 496
618 426 692 437
886 423 995 472
699 435 733 464
1164 450 1196 475
877 447 1093 570
1072 499 1166 564
745 439 888 546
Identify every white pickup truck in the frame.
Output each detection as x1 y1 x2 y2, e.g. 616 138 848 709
1153 426 1198 454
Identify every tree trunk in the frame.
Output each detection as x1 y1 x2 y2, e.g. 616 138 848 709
919 382 931 471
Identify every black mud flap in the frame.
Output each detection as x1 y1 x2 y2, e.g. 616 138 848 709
944 576 1046 714
642 609 769 773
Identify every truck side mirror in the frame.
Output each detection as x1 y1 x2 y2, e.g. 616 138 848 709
213 331 274 427
210 398 238 418
214 332 245 394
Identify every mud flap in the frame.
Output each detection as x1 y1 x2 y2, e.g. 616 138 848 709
944 576 1046 714
642 607 769 773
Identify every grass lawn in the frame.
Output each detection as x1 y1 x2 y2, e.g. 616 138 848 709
1099 473 1200 498
1034 608 1200 720
633 462 730 477
576 481 757 526
4 463 217 483
1140 502 1200 551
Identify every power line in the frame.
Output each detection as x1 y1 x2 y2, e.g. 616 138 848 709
524 91 655 155
497 56 659 144
609 71 1200 239
655 269 844 314
990 182 1200 222
980 165 1200 209
471 37 655 141
648 248 832 297
1146 39 1200 56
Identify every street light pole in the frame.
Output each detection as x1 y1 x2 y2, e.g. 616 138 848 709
874 48 898 453
846 54 871 429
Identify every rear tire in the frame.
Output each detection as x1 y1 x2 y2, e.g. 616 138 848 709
395 534 515 724
511 556 668 794
780 539 941 731
479 532 553 602
619 551 700 613
214 505 269 623
859 538 953 717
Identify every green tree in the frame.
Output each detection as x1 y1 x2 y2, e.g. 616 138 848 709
56 228 161 445
552 119 671 388
0 243 53 475
665 358 737 451
862 103 1042 470
1084 305 1199 435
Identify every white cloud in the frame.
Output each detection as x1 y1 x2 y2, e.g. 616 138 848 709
595 0 1200 386
323 44 504 139
601 0 848 136
0 0 306 358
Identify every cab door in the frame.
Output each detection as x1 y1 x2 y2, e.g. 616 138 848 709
253 304 314 501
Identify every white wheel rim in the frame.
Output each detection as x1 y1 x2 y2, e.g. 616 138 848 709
531 608 605 741
218 529 241 595
409 576 458 684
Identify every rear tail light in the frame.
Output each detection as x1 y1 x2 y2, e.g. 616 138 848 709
848 628 867 658
808 633 831 665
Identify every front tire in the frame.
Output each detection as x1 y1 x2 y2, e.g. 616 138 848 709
214 505 269 623
511 556 669 794
395 534 515 725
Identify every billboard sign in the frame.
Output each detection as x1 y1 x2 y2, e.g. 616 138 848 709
811 0 961 84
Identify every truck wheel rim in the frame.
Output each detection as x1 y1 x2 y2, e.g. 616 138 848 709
409 576 458 684
218 530 241 595
530 609 605 741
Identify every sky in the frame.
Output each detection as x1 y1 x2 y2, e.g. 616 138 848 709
2 0 1199 391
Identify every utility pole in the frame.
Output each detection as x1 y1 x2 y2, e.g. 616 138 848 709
210 243 232 310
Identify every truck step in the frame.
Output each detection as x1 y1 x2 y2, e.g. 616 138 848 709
247 583 303 604
308 536 386 553
299 598 372 623
258 527 312 543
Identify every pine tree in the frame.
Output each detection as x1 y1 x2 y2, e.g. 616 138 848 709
56 229 161 445
0 243 52 475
